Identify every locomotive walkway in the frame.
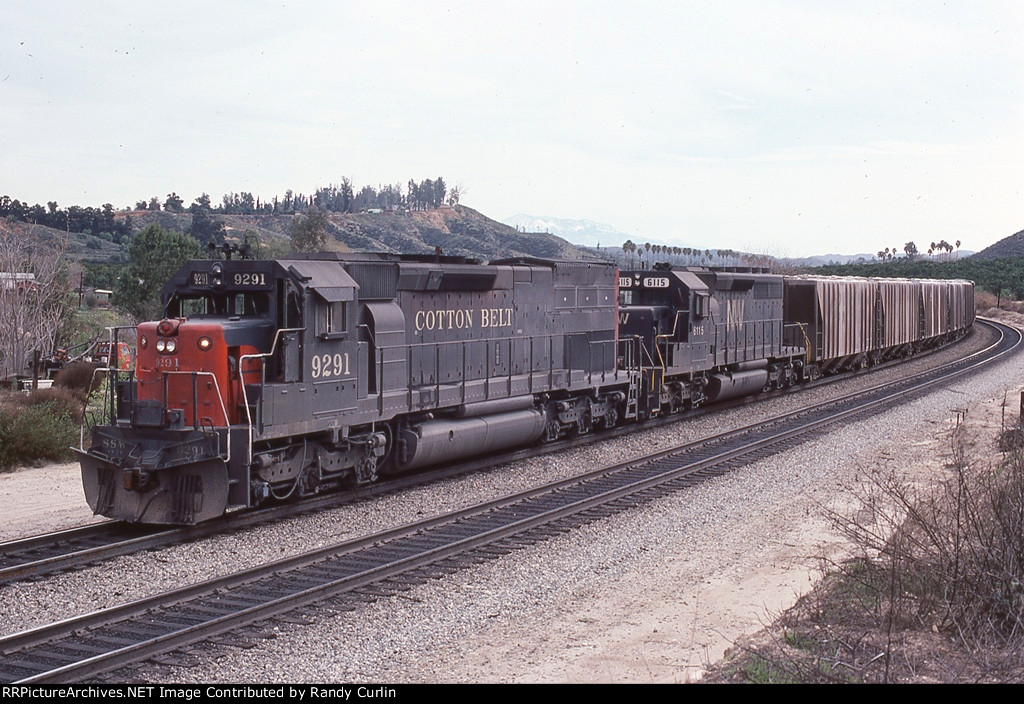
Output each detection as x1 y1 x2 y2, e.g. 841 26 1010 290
0 318 1017 683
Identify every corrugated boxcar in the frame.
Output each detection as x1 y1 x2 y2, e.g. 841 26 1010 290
784 276 975 372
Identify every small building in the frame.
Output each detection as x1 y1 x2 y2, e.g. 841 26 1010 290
0 272 37 293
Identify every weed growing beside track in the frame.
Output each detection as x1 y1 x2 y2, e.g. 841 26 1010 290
706 407 1024 683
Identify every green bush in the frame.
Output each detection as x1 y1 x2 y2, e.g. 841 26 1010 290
22 385 87 424
0 401 78 470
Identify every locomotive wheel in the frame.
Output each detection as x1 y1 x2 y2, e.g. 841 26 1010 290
545 417 561 442
603 406 619 429
577 410 592 435
355 454 378 484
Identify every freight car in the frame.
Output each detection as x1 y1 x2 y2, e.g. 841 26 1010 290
76 254 975 524
782 275 975 374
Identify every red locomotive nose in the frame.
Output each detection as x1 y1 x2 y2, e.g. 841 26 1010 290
157 319 182 336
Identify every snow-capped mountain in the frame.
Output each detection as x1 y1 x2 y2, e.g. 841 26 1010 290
503 214 639 248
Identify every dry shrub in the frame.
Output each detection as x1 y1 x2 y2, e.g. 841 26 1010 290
54 361 101 396
975 289 998 311
829 427 1024 680
976 289 1024 314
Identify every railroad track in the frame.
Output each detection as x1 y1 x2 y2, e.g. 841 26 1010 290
0 319 1017 683
0 321 1000 585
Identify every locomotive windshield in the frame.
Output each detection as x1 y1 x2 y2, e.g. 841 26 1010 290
167 292 270 319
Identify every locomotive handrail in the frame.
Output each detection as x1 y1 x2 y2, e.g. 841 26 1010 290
100 326 138 431
239 327 305 465
379 331 623 418
784 322 812 367
78 327 137 445
105 325 136 371
157 370 232 464
653 334 667 373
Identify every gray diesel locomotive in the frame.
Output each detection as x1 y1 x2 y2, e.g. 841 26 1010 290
77 253 974 524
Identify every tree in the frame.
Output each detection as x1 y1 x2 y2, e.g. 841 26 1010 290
903 241 918 259
342 179 355 212
188 207 225 245
164 192 184 213
434 177 447 207
0 224 72 380
114 224 200 322
622 240 636 265
289 207 329 253
191 193 212 212
447 185 461 207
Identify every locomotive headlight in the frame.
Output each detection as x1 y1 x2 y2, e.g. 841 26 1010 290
139 335 148 349
197 336 213 351
165 339 177 353
156 339 166 352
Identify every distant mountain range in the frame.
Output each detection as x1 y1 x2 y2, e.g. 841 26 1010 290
503 214 630 248
778 251 973 267
504 213 875 264
503 213 693 251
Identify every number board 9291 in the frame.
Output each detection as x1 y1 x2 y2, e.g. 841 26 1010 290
189 269 275 290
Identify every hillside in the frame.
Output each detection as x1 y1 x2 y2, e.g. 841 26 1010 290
0 219 123 262
971 228 1024 259
128 205 588 261
1 204 588 265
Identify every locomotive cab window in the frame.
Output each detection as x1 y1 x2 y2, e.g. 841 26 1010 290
694 293 709 318
231 292 270 317
171 295 210 318
168 292 270 319
316 301 349 339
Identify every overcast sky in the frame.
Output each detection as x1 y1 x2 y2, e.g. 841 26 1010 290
2 1 1021 257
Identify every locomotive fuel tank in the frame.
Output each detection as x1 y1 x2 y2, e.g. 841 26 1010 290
396 405 546 471
704 365 770 403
